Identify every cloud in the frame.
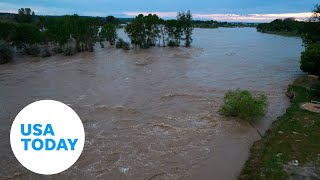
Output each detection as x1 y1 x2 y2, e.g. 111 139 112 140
0 2 74 15
0 1 313 22
123 11 314 22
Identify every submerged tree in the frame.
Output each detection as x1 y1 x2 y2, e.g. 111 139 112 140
46 15 99 52
100 23 117 45
125 14 148 48
177 10 194 47
165 20 182 47
125 12 193 48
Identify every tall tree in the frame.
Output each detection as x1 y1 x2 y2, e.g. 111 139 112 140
165 20 182 47
100 23 117 45
313 4 320 20
16 8 35 23
177 10 194 47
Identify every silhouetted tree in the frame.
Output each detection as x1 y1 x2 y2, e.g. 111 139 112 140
16 8 35 23
177 10 194 47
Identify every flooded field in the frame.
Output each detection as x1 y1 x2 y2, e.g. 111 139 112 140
0 28 303 179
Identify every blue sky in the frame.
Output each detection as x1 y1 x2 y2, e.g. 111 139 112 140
0 0 318 22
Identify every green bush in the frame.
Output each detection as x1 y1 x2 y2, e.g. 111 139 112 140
300 43 320 76
219 89 268 121
0 41 14 64
168 40 179 47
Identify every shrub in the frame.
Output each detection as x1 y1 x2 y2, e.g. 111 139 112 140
116 38 130 50
0 40 14 64
311 81 320 99
63 46 76 56
40 48 51 57
100 42 105 48
52 46 63 54
300 43 320 76
121 41 130 50
116 39 123 48
168 40 179 47
26 44 40 56
219 89 268 121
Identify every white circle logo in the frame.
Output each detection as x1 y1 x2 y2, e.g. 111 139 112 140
10 100 85 175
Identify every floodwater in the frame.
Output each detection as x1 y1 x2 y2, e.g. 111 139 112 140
0 28 303 179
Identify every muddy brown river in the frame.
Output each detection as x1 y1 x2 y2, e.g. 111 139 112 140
0 28 303 179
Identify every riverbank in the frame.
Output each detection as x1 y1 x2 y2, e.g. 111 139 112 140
239 75 320 179
257 30 300 37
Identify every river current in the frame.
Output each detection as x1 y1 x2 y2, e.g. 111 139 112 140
0 28 303 179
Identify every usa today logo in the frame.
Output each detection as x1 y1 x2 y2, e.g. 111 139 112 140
10 100 85 175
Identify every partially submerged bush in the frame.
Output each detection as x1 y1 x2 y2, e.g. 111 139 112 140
26 44 40 56
116 38 130 50
63 46 76 56
219 89 268 121
63 38 77 56
40 48 51 57
168 40 178 47
52 46 63 54
0 40 14 64
100 42 105 48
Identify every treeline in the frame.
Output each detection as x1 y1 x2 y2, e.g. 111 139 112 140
0 8 194 64
256 18 306 36
257 17 320 44
193 20 257 29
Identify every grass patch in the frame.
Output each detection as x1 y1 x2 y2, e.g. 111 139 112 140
239 75 320 180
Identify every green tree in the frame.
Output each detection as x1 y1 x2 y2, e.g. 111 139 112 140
16 8 35 23
144 14 161 46
100 23 117 45
0 22 16 42
300 43 320 76
165 20 182 47
125 14 148 48
14 23 42 48
177 10 194 47
46 15 99 53
303 4 320 45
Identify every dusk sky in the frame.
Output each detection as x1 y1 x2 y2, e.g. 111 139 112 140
0 0 318 22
